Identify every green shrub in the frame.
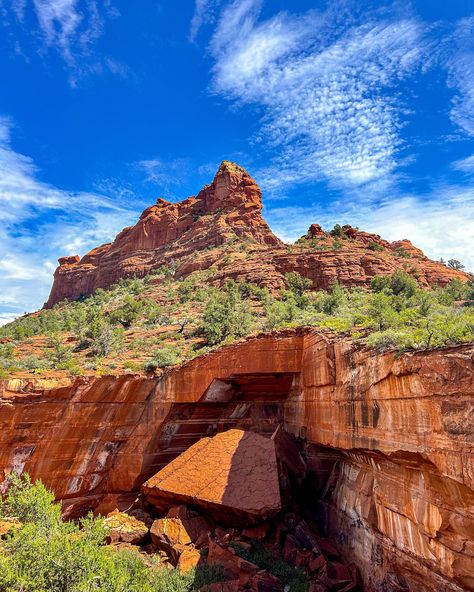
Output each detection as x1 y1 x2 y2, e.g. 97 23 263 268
390 270 417 297
447 259 465 270
329 224 343 237
110 296 145 328
0 474 224 592
230 541 308 592
393 247 411 258
265 298 298 329
285 272 312 298
44 336 73 367
368 242 384 251
199 281 255 345
86 321 124 357
364 329 412 352
144 346 181 372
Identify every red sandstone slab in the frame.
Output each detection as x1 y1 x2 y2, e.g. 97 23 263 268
142 429 281 524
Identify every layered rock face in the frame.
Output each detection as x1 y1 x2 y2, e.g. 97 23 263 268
1 330 473 591
45 161 282 307
45 163 468 308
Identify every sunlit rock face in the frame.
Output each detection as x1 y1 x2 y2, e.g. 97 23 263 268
44 162 468 308
1 329 473 591
142 429 282 524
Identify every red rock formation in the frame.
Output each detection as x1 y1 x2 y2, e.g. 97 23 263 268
142 429 281 525
44 163 469 308
45 161 282 307
1 331 473 591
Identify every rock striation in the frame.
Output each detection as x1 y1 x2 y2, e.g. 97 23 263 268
44 162 469 307
1 330 473 591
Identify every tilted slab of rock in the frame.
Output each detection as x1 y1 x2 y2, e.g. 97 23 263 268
142 429 281 524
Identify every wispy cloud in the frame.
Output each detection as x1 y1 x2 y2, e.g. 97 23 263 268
203 1 474 272
452 154 474 173
208 1 435 192
3 0 122 82
447 17 474 137
189 0 222 42
0 117 137 317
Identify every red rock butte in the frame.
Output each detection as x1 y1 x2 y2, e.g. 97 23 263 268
44 161 469 308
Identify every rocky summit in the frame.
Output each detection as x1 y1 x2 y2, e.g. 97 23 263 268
45 161 467 308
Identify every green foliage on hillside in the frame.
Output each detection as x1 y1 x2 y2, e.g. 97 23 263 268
0 474 221 592
198 280 255 345
0 268 472 378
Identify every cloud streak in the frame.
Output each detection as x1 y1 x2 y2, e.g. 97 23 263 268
447 17 474 137
4 0 121 82
189 0 222 42
209 1 435 192
0 117 137 318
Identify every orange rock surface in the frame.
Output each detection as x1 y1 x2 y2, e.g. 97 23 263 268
44 162 469 308
142 429 281 524
1 330 473 591
104 509 149 544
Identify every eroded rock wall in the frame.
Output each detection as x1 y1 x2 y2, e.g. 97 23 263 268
1 330 473 591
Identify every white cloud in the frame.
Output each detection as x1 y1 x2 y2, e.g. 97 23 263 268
0 312 20 327
209 1 432 192
452 154 474 173
447 17 474 137
0 118 138 316
33 0 83 62
3 0 120 81
189 0 222 42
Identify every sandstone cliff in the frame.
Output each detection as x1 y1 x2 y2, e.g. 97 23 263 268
1 330 473 592
45 162 469 308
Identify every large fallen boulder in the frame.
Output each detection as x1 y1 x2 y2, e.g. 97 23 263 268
142 429 281 525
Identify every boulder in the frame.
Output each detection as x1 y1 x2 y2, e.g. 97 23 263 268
104 509 149 544
142 429 281 525
150 518 192 554
208 539 259 586
177 546 201 573
128 508 153 528
166 505 212 541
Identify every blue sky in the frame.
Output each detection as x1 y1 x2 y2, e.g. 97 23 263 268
0 0 473 323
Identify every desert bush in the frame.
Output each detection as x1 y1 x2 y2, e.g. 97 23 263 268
85 320 124 358
447 259 465 270
44 336 72 367
110 295 145 328
0 474 222 592
144 346 181 372
199 281 255 345
265 298 298 329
